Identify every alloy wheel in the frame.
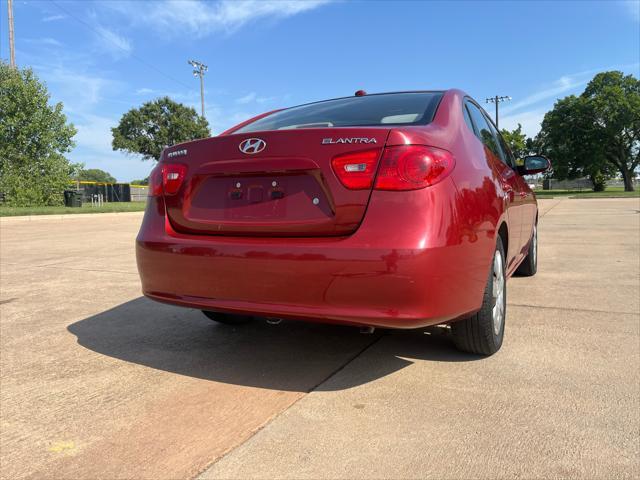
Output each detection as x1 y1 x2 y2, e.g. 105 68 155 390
532 225 537 267
492 250 505 336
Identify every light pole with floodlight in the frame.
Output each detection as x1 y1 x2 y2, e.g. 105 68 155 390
188 60 208 118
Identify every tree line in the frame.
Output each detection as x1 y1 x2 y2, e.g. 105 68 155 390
1 61 637 207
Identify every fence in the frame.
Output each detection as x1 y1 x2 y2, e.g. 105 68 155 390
543 178 639 190
543 178 594 190
130 185 148 201
73 182 149 203
0 182 150 206
78 183 131 202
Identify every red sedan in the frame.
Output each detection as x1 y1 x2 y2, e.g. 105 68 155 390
136 90 550 355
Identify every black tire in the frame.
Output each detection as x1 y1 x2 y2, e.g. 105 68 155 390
451 236 506 356
515 224 537 277
202 311 253 325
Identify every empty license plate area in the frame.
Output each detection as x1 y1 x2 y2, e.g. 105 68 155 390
186 174 333 223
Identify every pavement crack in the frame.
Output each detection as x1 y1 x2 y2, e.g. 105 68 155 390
308 333 386 393
508 302 638 316
1 262 138 276
539 198 565 218
194 333 385 479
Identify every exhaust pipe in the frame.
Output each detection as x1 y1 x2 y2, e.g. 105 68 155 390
360 326 375 334
266 317 282 325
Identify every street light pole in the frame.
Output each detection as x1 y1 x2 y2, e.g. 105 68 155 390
199 72 204 118
8 0 16 68
188 60 208 118
485 95 511 129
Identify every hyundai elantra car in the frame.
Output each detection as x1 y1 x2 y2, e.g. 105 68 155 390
136 90 550 355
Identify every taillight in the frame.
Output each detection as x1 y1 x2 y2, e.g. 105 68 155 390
331 149 380 190
162 163 187 195
148 164 163 196
148 163 187 196
374 145 454 191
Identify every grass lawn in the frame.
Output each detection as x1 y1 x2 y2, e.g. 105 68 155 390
0 202 147 217
535 187 639 198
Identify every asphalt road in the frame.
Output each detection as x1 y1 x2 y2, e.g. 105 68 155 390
1 198 638 479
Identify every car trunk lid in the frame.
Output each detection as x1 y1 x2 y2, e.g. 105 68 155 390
163 128 391 236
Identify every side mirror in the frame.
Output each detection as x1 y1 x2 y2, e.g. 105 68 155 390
519 155 551 175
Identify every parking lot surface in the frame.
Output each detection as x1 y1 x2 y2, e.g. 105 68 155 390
1 198 639 479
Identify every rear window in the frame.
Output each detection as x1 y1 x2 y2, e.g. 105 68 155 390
234 92 443 133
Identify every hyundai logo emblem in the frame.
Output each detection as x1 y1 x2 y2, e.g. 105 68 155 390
239 138 266 154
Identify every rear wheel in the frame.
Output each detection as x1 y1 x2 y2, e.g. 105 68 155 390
515 224 537 277
451 237 506 356
202 311 253 325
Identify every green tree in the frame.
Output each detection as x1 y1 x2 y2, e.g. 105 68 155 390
78 168 117 183
0 62 77 206
583 71 639 191
500 123 529 163
537 95 612 191
537 71 639 191
130 177 149 185
112 97 210 161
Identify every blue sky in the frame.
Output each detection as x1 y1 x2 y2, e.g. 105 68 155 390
1 0 639 181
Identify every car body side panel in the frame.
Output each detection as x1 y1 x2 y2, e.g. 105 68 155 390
440 90 534 276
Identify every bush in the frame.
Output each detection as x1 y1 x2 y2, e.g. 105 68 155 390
591 172 607 192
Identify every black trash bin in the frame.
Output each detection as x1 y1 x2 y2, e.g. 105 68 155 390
63 190 82 207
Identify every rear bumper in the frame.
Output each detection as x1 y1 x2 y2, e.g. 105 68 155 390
136 183 493 328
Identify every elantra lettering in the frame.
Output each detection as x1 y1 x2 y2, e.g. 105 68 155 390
322 138 377 145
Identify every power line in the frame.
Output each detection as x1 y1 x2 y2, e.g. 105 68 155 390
485 95 511 129
48 0 192 90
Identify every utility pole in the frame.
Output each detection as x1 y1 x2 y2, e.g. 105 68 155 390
188 60 208 118
7 0 16 68
485 95 511 129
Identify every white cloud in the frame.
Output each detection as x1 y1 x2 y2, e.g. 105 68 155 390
622 0 640 22
500 108 547 139
236 92 280 105
42 14 65 22
73 113 116 153
25 37 63 47
500 71 593 116
256 96 277 104
35 66 113 107
110 0 332 37
94 25 132 58
236 92 257 104
41 38 63 47
135 88 155 95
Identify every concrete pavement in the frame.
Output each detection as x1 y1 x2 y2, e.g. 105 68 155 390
201 197 640 479
1 198 638 479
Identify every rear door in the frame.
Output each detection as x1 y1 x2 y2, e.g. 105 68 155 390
465 101 524 264
494 129 537 246
163 128 391 236
482 109 530 262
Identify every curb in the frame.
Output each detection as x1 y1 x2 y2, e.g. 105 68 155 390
0 211 144 223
